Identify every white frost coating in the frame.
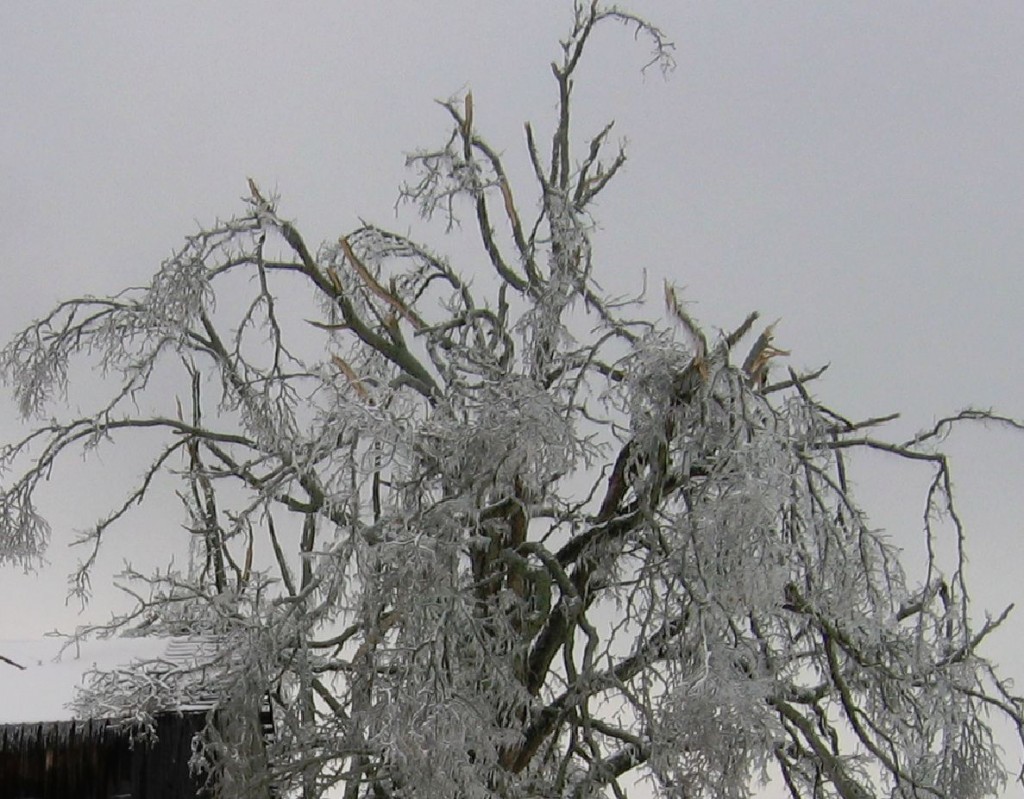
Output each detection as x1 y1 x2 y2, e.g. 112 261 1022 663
0 636 204 723
0 5 1019 798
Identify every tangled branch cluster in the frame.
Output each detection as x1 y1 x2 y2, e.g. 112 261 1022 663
0 4 1020 799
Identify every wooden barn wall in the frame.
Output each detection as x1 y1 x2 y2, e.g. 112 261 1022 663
0 713 208 799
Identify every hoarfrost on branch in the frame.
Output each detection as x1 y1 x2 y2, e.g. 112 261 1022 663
1 4 1022 799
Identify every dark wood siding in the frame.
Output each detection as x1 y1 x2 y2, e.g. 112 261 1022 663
0 713 207 799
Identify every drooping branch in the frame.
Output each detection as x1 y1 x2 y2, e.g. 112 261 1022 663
0 6 1020 799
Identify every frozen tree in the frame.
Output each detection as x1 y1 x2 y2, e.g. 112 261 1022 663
1 4 1022 799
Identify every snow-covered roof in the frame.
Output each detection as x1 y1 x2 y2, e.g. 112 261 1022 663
0 636 220 725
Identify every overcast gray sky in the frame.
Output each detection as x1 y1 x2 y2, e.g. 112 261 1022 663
3 2 1024 794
